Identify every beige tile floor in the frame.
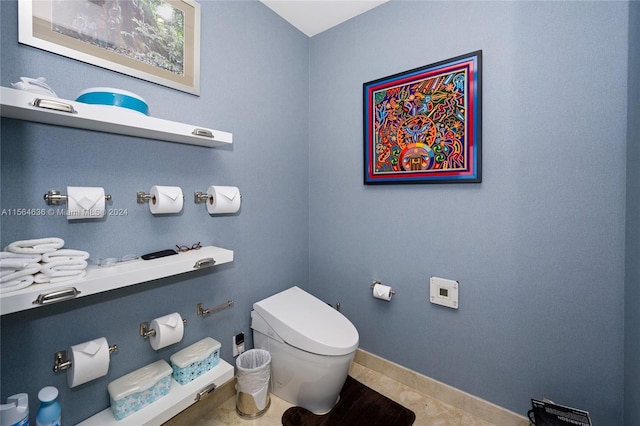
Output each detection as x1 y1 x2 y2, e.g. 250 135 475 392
168 362 509 425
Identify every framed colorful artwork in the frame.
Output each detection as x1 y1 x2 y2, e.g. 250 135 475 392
363 51 482 184
18 0 201 95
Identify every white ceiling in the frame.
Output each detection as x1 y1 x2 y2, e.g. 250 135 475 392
259 0 389 37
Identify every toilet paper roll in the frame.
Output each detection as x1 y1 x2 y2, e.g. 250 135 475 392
149 312 184 350
66 186 105 220
67 337 111 388
206 186 241 214
149 186 184 214
372 283 393 301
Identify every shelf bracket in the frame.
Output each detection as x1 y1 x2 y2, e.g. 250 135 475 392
33 287 81 305
194 258 216 269
195 382 217 402
31 97 76 114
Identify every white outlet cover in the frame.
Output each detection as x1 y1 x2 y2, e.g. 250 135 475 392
430 276 459 309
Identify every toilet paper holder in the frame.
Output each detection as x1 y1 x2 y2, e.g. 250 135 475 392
194 189 243 204
138 188 186 204
193 191 211 204
371 280 396 296
53 344 118 372
44 189 112 206
140 317 187 339
136 191 156 204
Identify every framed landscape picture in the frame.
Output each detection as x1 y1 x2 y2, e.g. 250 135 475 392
19 0 201 95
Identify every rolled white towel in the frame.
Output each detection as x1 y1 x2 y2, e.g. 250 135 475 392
0 275 35 294
42 249 90 262
1 259 38 270
0 264 41 284
1 269 19 278
0 252 43 273
0 252 42 263
35 270 86 284
34 273 49 284
34 273 51 284
40 259 88 277
1 253 42 278
5 238 64 254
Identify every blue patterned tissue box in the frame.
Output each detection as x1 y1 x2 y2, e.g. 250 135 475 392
107 360 172 420
170 337 221 385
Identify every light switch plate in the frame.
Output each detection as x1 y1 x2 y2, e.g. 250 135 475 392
430 276 459 309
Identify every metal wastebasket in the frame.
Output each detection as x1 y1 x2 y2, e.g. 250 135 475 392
235 349 271 418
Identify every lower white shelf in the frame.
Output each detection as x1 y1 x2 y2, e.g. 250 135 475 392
0 245 233 315
78 359 235 426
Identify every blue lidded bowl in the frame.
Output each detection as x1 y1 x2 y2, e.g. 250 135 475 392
75 87 149 115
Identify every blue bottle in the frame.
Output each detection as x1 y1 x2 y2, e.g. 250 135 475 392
35 387 60 426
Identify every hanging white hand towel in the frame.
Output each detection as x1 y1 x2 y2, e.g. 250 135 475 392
5 238 64 254
0 275 35 294
42 249 90 262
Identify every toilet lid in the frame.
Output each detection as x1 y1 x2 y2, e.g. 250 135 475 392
252 286 359 356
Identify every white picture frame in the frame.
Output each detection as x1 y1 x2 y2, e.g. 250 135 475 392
19 0 201 95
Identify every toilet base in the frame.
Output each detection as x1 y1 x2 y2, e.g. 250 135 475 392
254 330 355 413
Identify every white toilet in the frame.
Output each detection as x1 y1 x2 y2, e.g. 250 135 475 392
251 286 359 413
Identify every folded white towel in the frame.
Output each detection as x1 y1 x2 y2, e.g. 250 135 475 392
5 238 64 254
42 249 90 262
0 252 42 269
0 264 41 284
0 275 35 294
41 259 87 277
35 270 86 284
34 273 51 284
1 259 36 270
0 252 43 262
1 269 20 278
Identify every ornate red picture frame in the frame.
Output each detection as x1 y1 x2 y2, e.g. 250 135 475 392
363 51 482 184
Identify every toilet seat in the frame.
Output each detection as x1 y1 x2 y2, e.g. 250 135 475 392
252 286 359 356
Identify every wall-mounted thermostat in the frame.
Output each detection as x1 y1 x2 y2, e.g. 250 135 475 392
430 276 459 309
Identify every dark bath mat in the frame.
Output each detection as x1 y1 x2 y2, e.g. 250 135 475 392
281 376 416 426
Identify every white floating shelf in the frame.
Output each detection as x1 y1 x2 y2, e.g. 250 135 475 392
77 359 235 426
0 87 232 148
0 245 233 315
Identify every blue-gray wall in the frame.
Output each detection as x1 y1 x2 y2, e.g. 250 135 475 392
0 1 309 424
1 1 636 425
625 1 640 425
308 1 628 425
